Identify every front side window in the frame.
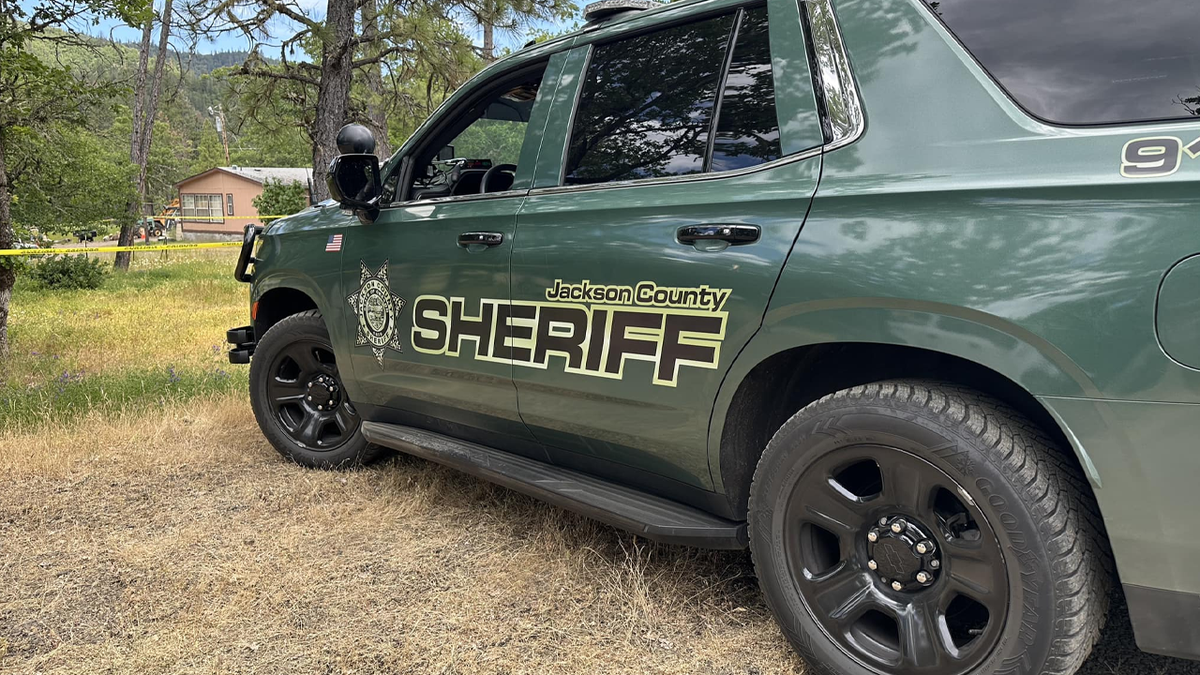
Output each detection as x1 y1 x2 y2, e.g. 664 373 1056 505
922 0 1200 125
402 69 545 201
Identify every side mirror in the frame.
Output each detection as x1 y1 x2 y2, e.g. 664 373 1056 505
327 154 381 221
437 145 455 162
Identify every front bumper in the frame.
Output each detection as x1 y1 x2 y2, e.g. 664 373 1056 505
226 325 255 364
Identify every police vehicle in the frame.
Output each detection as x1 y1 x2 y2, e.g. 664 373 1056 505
227 0 1200 672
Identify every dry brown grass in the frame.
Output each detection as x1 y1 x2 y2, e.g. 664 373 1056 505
0 393 805 675
3 396 1199 674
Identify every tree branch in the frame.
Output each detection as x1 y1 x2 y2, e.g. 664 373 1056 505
237 65 320 87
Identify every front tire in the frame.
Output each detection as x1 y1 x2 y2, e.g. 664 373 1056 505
749 381 1110 675
249 310 381 468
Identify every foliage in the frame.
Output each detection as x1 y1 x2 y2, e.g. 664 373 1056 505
452 119 527 165
252 178 309 224
8 123 138 235
27 255 108 290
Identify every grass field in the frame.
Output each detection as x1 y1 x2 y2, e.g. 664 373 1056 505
0 250 247 433
0 252 1196 674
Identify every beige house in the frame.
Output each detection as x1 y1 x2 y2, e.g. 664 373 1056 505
175 166 313 237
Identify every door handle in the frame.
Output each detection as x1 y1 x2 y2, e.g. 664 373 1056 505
676 224 760 246
458 231 504 248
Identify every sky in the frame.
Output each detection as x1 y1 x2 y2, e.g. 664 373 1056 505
79 1 575 56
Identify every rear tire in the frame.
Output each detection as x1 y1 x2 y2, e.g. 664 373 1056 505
749 380 1110 675
249 310 382 468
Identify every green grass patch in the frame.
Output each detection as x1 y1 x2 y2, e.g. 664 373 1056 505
0 364 247 432
2 250 250 431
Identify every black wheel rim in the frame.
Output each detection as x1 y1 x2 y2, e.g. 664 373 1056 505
265 339 360 450
784 445 1009 674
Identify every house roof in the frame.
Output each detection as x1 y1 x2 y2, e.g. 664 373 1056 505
176 166 313 188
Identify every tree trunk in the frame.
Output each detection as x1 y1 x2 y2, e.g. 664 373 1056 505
310 0 356 202
482 20 495 62
0 132 14 360
361 0 390 158
116 0 174 271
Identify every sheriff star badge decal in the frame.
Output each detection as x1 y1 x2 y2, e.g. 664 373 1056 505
346 260 406 366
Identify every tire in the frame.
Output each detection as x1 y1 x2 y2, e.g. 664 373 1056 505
749 380 1111 675
249 310 383 468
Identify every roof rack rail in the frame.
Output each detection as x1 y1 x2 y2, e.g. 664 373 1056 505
582 0 657 25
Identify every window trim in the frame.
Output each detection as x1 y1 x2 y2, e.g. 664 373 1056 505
531 0 863 196
912 0 1200 129
703 7 746 172
802 0 863 150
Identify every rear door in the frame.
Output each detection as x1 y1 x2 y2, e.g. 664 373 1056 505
508 0 825 490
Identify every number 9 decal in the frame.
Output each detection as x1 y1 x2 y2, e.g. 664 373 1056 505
1121 137 1182 178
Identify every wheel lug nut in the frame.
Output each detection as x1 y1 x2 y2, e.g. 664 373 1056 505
917 572 931 584
891 521 904 534
868 560 878 571
929 559 940 569
891 581 903 591
307 396 313 401
867 531 879 543
916 542 927 554
879 517 889 526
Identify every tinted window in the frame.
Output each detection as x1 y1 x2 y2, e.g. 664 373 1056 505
564 14 735 184
924 0 1200 125
710 7 781 171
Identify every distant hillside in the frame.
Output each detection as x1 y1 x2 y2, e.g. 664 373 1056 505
109 46 261 75
184 50 256 75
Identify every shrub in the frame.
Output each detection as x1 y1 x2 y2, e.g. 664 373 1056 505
29 254 106 290
253 178 309 225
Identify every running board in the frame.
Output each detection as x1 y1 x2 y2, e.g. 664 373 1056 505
361 422 747 549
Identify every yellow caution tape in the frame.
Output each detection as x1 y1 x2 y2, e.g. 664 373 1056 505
0 242 242 257
167 215 291 221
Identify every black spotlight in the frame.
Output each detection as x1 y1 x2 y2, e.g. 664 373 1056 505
336 124 376 155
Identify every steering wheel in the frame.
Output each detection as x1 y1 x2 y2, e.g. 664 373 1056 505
481 164 517 194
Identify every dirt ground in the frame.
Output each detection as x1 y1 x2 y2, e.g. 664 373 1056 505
1 394 1197 675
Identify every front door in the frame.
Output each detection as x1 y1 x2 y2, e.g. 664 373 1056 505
509 1 826 489
340 57 560 453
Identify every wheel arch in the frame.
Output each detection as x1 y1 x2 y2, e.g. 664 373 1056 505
710 304 1105 521
253 280 321 339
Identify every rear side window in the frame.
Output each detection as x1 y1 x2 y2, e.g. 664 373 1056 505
564 14 735 184
923 0 1200 125
710 6 780 171
564 5 786 185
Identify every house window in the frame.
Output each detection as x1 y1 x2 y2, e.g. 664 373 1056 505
181 194 225 223
226 194 234 216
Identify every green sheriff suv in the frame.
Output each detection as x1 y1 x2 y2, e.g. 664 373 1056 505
226 0 1200 671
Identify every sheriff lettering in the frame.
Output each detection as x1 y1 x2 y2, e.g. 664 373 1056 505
412 280 731 387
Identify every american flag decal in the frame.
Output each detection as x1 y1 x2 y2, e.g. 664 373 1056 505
325 234 343 252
